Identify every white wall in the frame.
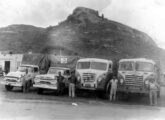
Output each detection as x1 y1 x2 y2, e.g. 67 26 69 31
0 53 23 72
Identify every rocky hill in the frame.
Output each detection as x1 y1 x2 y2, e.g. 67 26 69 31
0 7 164 65
45 7 160 59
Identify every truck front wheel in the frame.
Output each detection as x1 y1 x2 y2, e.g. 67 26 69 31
5 85 13 91
157 91 160 98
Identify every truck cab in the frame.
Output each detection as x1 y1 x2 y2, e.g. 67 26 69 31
33 67 71 94
1 64 39 91
0 65 3 76
117 58 160 95
76 58 113 91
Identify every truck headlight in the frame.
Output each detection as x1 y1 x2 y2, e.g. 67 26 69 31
34 77 40 83
51 80 57 84
17 78 22 82
76 72 81 82
118 73 124 85
97 74 106 82
97 76 102 82
77 76 81 81
3 77 6 81
144 80 149 85
120 78 124 84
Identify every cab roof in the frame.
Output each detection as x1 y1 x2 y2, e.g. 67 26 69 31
49 67 70 70
77 58 112 63
21 64 39 68
119 58 155 64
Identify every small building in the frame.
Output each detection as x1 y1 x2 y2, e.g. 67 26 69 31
0 52 23 73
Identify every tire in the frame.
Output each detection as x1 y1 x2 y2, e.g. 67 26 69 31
105 83 111 99
5 85 13 91
21 86 24 92
22 85 28 93
37 88 43 94
22 82 29 93
157 91 160 98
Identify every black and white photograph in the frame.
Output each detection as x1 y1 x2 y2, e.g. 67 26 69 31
0 0 165 120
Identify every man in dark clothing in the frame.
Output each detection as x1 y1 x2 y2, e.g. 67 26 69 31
57 71 65 94
22 69 31 93
68 71 77 98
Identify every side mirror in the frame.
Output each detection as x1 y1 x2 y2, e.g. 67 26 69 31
3 72 6 76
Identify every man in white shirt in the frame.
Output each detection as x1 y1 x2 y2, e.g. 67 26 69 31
110 76 118 101
149 78 159 105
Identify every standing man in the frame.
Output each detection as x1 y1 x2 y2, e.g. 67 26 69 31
149 78 159 106
22 69 30 93
57 71 65 95
68 71 77 98
109 76 118 101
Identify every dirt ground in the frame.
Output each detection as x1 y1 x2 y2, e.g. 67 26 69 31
0 77 165 120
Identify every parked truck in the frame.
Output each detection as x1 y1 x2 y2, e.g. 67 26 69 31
76 58 113 94
33 67 71 94
1 64 39 91
33 55 79 94
117 58 161 97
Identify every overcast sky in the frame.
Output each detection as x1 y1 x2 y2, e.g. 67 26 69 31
0 0 165 49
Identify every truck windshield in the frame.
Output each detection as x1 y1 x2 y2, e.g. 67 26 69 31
48 68 63 74
91 62 107 71
77 62 90 69
48 68 70 75
136 62 154 72
18 66 33 72
119 62 134 71
77 61 107 70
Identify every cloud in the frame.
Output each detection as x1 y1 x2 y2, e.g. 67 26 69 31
102 0 165 49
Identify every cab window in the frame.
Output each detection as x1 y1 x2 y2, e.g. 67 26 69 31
119 62 134 71
64 70 70 75
108 64 112 72
34 67 39 73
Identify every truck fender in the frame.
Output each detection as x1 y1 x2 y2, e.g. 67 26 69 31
106 81 111 93
105 73 113 92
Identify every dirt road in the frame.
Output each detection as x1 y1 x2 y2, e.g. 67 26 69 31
0 77 165 120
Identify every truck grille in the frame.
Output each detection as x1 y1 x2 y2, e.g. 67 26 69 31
6 79 17 82
125 75 143 87
39 81 51 85
83 73 95 82
135 76 143 87
40 77 53 80
125 75 134 86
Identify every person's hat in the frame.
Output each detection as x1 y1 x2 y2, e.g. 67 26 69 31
113 76 116 78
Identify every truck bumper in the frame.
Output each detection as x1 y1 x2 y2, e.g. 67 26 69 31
33 84 57 90
0 81 22 87
78 83 97 90
117 86 149 94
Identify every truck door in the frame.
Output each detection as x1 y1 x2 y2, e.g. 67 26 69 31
34 67 39 76
4 61 10 74
108 63 112 73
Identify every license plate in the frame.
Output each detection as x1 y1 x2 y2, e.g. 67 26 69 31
129 86 140 90
85 84 91 87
